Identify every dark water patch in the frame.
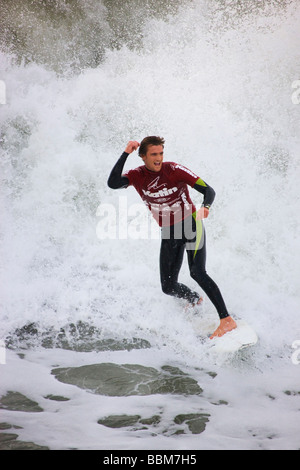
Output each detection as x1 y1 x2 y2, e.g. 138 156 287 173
0 422 22 430
174 413 210 434
248 427 279 444
6 321 151 352
139 415 161 426
0 0 185 73
52 362 202 397
0 429 49 450
98 414 142 429
97 411 210 435
0 391 43 413
1 0 293 74
267 394 276 401
0 115 34 158
44 394 70 402
284 390 300 396
0 0 111 73
98 413 162 433
207 0 295 34
211 399 229 406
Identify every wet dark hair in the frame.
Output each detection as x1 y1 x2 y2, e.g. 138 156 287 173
138 136 165 157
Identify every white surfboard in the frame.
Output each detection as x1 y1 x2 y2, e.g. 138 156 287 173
190 315 258 353
209 320 258 353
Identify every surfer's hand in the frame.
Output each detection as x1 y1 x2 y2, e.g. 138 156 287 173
196 206 209 220
125 141 140 154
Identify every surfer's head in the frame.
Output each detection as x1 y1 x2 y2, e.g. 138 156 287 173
139 136 165 172
138 136 165 157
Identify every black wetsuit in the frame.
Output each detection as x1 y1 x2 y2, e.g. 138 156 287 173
108 153 229 319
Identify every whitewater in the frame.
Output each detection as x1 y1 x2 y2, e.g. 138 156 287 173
0 0 299 450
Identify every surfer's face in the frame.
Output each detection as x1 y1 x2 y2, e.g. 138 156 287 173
142 145 164 172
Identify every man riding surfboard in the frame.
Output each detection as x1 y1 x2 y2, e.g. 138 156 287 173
107 136 237 339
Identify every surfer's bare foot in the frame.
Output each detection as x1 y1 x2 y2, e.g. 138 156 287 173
193 296 203 306
210 316 237 339
185 296 203 312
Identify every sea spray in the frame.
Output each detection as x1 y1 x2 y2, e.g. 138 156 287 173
0 1 299 449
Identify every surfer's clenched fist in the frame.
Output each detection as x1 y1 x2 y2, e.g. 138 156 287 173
125 140 140 154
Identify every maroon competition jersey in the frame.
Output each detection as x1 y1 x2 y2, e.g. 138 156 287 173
124 162 199 227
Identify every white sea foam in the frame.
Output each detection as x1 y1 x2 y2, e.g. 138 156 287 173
0 0 299 450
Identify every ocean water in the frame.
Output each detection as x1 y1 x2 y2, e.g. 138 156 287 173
0 0 300 450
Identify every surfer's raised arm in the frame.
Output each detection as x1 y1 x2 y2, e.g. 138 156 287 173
124 140 140 154
107 141 140 189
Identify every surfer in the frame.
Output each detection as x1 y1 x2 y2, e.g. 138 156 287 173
107 136 237 338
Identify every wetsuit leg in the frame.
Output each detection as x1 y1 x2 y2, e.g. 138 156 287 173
160 232 199 304
186 216 229 319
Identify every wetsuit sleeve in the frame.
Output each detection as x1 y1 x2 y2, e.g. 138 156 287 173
172 163 216 208
107 152 130 189
193 177 216 208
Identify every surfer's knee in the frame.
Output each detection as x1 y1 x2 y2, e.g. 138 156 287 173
189 264 206 283
161 280 175 296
